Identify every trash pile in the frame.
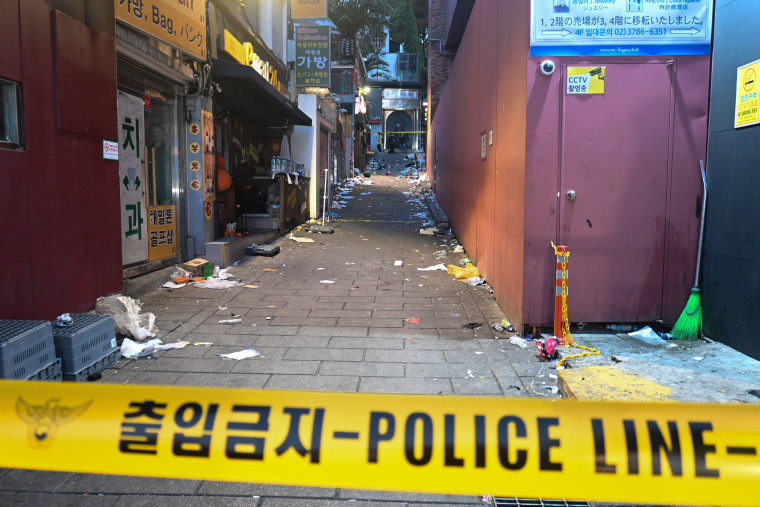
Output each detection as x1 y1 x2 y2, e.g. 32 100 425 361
161 258 243 290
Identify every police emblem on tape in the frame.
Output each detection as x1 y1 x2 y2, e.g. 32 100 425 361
16 397 92 448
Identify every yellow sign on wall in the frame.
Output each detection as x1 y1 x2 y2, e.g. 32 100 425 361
115 0 207 61
567 66 605 95
147 205 176 261
735 59 760 128
292 0 327 18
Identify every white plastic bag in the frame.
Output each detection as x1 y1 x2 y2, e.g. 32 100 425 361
95 295 157 340
194 278 242 289
121 337 162 358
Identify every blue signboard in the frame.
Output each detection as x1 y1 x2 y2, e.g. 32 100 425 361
530 0 713 57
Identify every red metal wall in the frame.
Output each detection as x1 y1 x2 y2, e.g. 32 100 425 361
0 1 122 319
430 0 709 330
431 0 529 329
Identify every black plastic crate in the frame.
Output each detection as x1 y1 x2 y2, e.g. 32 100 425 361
63 348 121 382
0 320 56 380
27 358 62 381
52 314 118 374
247 244 280 256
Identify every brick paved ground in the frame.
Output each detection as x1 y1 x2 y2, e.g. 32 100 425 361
1 154 561 506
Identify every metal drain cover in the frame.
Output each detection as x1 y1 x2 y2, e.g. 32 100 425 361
492 498 590 507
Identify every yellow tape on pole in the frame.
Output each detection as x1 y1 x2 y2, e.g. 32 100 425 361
1 380 758 506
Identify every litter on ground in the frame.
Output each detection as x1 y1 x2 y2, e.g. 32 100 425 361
219 349 261 360
195 278 242 289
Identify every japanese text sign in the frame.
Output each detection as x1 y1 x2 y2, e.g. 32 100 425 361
295 26 330 87
735 59 760 129
115 0 207 61
530 0 712 56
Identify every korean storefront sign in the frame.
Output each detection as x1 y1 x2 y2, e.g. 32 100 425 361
735 59 760 129
295 25 330 87
117 91 148 266
202 111 216 199
147 205 176 261
115 0 207 61
566 66 605 94
530 0 712 56
222 30 284 94
292 0 327 19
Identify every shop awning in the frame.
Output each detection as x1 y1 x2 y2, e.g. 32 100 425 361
211 58 311 127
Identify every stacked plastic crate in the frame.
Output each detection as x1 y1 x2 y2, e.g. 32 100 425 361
0 321 62 381
1 314 121 382
51 314 120 381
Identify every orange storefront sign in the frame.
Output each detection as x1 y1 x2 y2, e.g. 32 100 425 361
292 0 327 18
115 0 207 60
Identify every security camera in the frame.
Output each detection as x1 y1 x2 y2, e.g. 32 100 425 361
539 60 555 76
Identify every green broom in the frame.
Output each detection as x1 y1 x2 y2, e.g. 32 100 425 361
672 160 707 341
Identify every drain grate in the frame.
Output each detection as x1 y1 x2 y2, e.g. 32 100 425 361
492 498 590 507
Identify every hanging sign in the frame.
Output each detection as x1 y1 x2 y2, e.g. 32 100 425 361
530 0 713 57
292 0 327 19
202 111 216 199
295 25 331 87
117 91 148 266
735 59 760 129
567 66 606 94
114 0 207 61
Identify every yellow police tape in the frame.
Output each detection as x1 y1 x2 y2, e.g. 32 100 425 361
1 379 758 505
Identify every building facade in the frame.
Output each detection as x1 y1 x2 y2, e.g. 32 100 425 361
429 0 711 333
0 0 122 319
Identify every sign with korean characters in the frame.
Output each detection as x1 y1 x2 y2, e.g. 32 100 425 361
202 111 216 199
530 0 713 57
117 91 148 266
567 66 605 94
115 0 207 61
147 205 176 261
735 59 760 129
2 381 760 507
295 25 330 87
292 0 327 19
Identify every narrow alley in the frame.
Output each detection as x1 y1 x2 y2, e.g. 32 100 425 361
0 154 560 506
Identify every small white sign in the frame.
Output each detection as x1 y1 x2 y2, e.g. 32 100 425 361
103 139 119 160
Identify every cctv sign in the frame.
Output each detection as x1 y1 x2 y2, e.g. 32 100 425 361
567 67 605 94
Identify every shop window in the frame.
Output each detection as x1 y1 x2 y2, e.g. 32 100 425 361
0 78 23 150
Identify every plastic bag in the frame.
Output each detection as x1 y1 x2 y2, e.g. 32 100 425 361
447 264 480 279
95 295 157 341
194 278 242 289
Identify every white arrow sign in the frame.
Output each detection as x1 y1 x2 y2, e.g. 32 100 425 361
670 27 701 36
541 29 573 37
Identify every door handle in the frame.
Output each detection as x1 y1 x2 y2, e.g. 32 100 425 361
566 190 577 200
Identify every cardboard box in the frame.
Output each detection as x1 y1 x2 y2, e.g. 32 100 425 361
182 258 211 277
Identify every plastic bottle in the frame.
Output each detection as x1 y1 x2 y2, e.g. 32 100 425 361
605 324 636 332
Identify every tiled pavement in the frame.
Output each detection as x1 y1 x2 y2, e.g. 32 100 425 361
0 157 563 506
